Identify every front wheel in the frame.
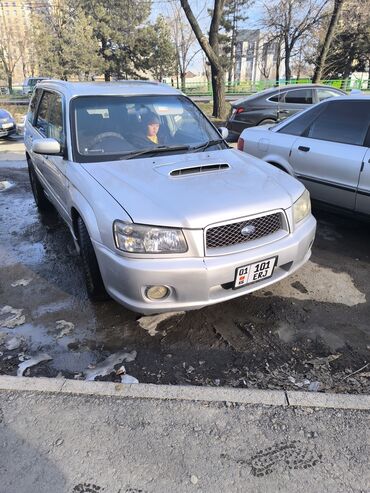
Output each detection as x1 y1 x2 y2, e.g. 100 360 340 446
27 160 53 212
77 217 110 301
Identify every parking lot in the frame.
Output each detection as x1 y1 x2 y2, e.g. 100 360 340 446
1 137 369 394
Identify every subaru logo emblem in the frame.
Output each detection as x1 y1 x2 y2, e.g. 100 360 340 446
241 225 256 236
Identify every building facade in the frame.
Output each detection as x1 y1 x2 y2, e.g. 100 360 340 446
234 29 280 83
0 0 49 85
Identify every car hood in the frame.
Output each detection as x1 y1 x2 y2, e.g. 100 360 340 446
81 149 304 229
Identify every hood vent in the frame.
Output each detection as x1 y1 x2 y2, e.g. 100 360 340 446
170 163 230 176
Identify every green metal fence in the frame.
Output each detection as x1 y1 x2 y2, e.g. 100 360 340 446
180 77 369 96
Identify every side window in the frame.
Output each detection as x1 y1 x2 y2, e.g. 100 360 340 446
278 103 327 136
317 89 341 102
48 94 64 144
27 88 41 123
285 89 313 104
307 101 370 146
269 92 285 103
35 91 53 136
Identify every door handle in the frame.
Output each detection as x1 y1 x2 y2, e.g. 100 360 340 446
298 146 310 152
279 110 289 114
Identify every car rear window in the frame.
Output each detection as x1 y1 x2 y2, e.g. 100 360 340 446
278 103 327 136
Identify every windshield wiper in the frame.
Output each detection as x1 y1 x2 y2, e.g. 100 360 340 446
122 145 190 160
189 138 225 153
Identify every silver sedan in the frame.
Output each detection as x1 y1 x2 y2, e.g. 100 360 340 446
239 95 370 216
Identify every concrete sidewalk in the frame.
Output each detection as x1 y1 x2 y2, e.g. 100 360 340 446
0 377 369 493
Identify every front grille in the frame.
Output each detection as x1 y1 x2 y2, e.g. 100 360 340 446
206 213 282 249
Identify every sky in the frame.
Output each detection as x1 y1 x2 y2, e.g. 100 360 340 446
150 0 264 73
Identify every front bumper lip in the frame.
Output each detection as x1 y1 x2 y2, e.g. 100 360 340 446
94 215 316 314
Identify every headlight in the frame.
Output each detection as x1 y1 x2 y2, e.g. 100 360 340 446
293 189 311 225
114 221 188 253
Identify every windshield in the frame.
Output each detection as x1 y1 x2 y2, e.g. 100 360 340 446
70 95 224 162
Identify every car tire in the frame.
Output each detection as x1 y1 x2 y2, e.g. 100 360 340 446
77 217 110 302
27 160 53 212
258 119 276 126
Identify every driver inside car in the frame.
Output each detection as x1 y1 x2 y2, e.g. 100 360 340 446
141 111 161 145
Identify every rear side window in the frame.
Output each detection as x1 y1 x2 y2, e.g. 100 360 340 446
307 100 370 146
27 88 42 123
285 89 313 104
48 93 64 143
269 92 285 103
35 91 54 136
278 103 327 136
317 88 341 102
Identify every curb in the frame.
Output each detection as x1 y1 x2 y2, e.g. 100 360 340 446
0 375 369 410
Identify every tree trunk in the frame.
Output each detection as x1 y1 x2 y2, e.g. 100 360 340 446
312 0 345 83
180 0 226 119
7 73 12 93
284 41 291 82
211 65 226 119
180 72 186 92
275 42 281 85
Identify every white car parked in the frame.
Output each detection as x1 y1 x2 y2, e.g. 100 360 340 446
238 95 370 216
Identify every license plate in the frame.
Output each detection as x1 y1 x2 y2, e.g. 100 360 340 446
2 123 13 129
234 256 277 289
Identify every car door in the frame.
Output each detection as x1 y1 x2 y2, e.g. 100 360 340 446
289 100 369 210
356 137 370 215
33 90 68 219
278 88 313 120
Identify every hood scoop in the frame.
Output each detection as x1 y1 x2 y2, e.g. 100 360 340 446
170 163 230 177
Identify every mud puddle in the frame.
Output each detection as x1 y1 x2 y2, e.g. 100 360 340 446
0 165 369 394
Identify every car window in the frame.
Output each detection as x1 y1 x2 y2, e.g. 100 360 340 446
317 88 341 102
268 92 285 103
285 89 313 104
35 91 54 136
307 100 370 146
278 103 327 136
27 88 42 123
48 93 64 143
71 95 222 162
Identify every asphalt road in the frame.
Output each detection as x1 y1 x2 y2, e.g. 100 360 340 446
1 386 369 493
1 137 369 394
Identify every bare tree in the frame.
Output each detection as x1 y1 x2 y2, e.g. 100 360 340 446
262 0 329 81
312 0 346 82
168 3 200 92
0 12 22 92
180 0 227 118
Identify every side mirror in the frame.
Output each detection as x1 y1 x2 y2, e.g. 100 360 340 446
32 138 61 155
218 127 229 140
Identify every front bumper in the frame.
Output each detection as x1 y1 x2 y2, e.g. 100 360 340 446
94 215 316 314
0 125 16 138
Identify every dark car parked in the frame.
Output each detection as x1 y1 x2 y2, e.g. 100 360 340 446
226 84 346 141
0 109 17 138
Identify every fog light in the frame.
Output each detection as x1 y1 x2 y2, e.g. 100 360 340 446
146 285 169 300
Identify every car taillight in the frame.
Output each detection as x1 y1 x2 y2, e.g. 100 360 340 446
235 107 244 114
237 137 244 151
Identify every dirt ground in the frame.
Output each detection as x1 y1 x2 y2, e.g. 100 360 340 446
1 137 369 394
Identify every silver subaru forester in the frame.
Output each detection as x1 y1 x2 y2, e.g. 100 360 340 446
24 81 316 314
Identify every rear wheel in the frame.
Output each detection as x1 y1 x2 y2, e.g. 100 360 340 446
77 217 110 301
27 159 53 212
258 119 276 126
